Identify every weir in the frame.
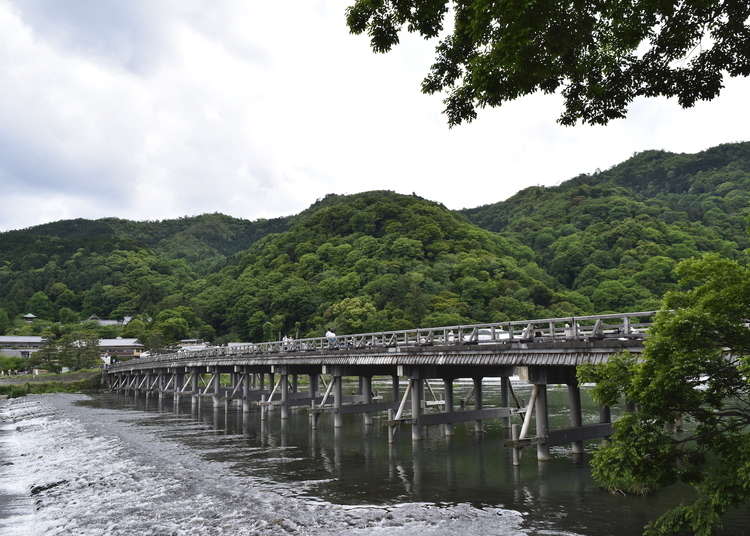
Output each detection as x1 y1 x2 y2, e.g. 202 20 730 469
104 311 656 463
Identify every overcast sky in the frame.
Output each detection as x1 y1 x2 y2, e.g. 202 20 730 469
1 0 748 232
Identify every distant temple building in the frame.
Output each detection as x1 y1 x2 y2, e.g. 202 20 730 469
86 315 133 327
1 336 143 363
0 335 44 358
98 338 144 362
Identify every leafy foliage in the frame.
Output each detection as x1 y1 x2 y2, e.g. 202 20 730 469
463 142 750 311
0 354 25 372
191 191 575 340
346 1 750 126
578 254 750 536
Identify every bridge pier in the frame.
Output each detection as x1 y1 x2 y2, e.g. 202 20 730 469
158 371 166 401
333 375 343 428
473 377 483 434
280 373 289 420
410 376 423 441
443 378 454 437
535 384 551 461
191 367 200 410
501 376 511 428
309 372 319 399
242 367 251 414
141 372 149 398
174 370 184 404
567 381 584 455
362 375 373 426
211 366 222 408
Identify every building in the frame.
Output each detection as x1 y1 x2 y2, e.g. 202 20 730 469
22 313 37 323
86 315 133 327
0 336 44 358
98 338 144 360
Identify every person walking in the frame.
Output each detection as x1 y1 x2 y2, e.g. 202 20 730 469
325 329 337 348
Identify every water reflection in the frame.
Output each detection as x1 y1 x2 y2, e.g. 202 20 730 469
97 384 750 536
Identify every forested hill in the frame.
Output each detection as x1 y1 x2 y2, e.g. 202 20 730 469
0 213 291 273
0 142 748 345
461 142 750 306
187 191 575 341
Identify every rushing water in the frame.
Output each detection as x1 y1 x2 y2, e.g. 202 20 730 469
0 380 748 535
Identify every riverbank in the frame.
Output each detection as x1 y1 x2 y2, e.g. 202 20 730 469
0 372 100 399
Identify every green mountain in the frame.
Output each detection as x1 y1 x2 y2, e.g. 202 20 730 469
0 213 291 329
187 191 576 340
1 142 748 344
462 142 750 310
0 213 291 272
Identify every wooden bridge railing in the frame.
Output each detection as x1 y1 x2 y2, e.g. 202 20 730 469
119 311 660 368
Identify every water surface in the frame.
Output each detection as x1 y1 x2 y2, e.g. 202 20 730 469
0 381 747 535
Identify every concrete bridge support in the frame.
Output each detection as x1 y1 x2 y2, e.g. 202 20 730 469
410 376 424 441
280 373 289 420
242 367 251 414
362 375 373 426
443 378 454 437
158 371 166 401
501 376 511 428
333 375 343 428
212 367 222 408
534 384 551 461
174 370 184 404
567 381 584 454
309 373 319 399
473 377 483 434
191 367 200 410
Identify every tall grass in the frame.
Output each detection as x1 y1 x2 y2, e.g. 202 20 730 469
0 375 102 399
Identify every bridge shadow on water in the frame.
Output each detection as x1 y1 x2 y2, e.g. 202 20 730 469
83 381 749 536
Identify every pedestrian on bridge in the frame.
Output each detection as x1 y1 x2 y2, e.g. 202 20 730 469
325 329 337 348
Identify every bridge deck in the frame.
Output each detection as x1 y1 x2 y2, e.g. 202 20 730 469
107 311 656 374
108 339 644 372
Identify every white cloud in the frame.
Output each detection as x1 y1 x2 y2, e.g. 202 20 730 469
0 0 748 231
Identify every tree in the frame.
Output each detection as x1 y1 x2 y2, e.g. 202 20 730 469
0 355 25 373
28 337 61 373
26 291 55 320
58 307 79 325
0 308 10 335
578 254 750 536
346 1 750 126
60 332 101 370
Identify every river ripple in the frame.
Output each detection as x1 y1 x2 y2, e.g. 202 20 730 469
0 387 747 536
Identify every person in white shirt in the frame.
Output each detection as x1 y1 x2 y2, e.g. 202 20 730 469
325 329 336 348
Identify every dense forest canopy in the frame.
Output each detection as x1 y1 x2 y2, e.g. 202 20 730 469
1 142 748 346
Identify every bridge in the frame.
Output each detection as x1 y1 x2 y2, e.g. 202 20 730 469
104 311 657 462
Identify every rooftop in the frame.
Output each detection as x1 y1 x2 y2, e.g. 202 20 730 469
99 338 143 348
0 335 44 344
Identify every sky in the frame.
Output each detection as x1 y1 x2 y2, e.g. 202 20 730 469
1 0 749 232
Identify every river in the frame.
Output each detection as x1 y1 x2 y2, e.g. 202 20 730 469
1 380 747 535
